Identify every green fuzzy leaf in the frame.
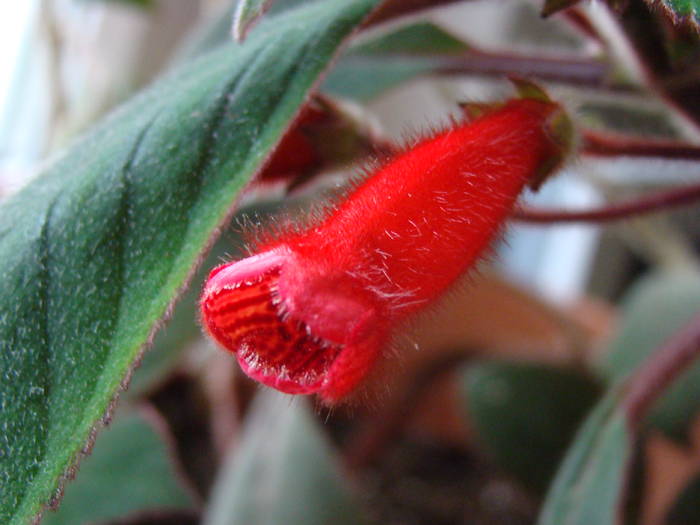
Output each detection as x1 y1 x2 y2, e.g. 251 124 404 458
203 392 368 525
126 228 242 398
462 362 600 493
128 203 280 398
42 408 195 525
0 1 379 523
537 391 633 525
598 271 700 441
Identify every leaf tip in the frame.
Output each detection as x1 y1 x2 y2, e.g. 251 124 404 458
231 0 276 43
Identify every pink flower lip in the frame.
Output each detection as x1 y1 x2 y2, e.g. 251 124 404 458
201 249 346 397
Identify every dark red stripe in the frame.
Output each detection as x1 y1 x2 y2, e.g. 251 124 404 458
222 313 280 333
210 292 272 315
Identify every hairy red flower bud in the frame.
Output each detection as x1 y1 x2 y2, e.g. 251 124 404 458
201 86 572 403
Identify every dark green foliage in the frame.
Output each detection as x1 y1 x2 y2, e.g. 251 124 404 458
0 1 378 522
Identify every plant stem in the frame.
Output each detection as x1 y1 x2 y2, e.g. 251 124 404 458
560 8 604 44
433 51 615 88
363 0 466 27
623 311 700 428
541 0 583 18
582 131 700 160
513 182 700 224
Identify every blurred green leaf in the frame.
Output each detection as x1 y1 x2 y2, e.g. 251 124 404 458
268 0 319 15
0 1 380 523
352 21 470 55
541 295 700 525
324 57 435 101
579 101 681 138
43 408 195 525
598 271 700 441
204 392 368 525
184 14 471 102
537 391 632 525
462 361 600 493
323 21 469 100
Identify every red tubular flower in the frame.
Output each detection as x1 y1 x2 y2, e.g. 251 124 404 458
201 82 572 404
255 103 326 184
254 96 394 190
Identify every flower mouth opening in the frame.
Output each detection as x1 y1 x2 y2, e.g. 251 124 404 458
202 267 343 395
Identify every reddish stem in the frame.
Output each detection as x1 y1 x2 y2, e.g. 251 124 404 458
561 8 605 44
623 311 700 428
582 131 700 160
513 182 700 224
432 51 613 88
541 0 582 18
363 0 466 27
